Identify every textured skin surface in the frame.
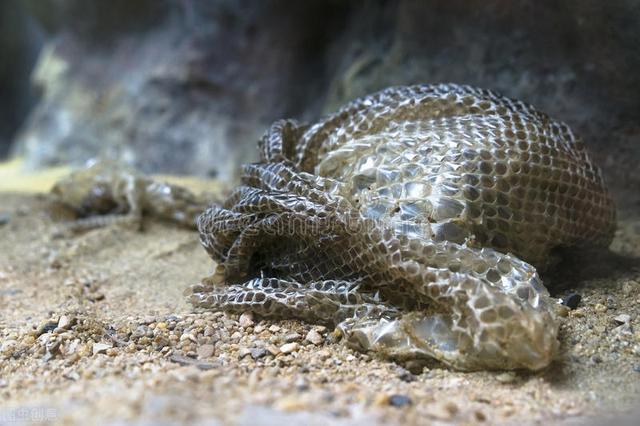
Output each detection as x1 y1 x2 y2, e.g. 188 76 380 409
51 160 208 231
191 84 616 370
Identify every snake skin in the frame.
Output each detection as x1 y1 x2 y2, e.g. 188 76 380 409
51 160 208 231
190 84 615 371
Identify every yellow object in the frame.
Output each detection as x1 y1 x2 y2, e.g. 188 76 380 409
0 158 70 193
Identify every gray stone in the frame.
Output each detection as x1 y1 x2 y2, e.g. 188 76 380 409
613 314 631 325
284 332 301 343
0 213 10 226
197 344 215 359
250 347 267 360
388 394 412 407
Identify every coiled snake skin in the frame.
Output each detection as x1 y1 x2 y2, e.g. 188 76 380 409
190 84 615 371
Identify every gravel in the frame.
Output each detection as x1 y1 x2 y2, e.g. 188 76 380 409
1 192 639 425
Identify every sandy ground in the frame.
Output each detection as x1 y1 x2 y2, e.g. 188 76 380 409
0 164 639 425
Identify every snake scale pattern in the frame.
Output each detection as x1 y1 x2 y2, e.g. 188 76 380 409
190 84 615 370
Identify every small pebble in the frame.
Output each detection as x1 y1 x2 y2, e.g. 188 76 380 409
280 342 299 354
92 343 112 355
239 313 254 328
388 394 412 407
0 212 10 226
47 339 62 355
63 371 80 381
305 329 324 345
571 309 585 318
317 349 332 360
397 368 416 383
36 320 59 336
250 348 267 360
266 345 281 356
556 304 570 318
474 410 487 422
284 332 301 343
37 334 50 345
132 326 148 339
180 333 197 343
594 303 607 313
197 344 215 359
87 292 105 302
613 314 631 325
496 372 516 383
561 293 581 310
57 315 73 330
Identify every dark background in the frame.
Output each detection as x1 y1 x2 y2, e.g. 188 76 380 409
1 0 638 210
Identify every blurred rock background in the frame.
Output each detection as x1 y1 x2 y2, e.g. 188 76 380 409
0 0 42 158
1 0 639 210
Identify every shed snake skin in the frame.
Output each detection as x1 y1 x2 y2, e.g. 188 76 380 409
191 84 615 370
